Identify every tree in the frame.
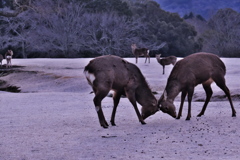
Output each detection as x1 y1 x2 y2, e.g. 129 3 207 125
0 0 202 58
0 0 30 17
201 8 240 57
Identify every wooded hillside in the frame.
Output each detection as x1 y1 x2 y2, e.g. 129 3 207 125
0 0 239 58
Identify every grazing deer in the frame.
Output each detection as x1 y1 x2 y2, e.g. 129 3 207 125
156 54 177 74
84 55 158 128
5 50 13 68
158 52 236 120
0 54 3 67
131 44 150 63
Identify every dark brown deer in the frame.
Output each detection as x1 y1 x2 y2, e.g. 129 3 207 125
158 52 236 120
131 44 150 63
0 54 3 67
156 54 177 74
84 55 158 128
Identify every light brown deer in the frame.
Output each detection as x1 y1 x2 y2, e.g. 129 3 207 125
5 50 13 68
158 52 236 120
84 55 158 128
131 44 150 63
0 54 3 67
156 54 177 74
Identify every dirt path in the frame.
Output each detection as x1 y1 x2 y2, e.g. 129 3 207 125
0 58 240 160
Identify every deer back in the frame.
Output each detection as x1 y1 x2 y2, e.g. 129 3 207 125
168 52 225 89
156 54 176 65
85 55 151 92
84 55 129 89
131 44 149 56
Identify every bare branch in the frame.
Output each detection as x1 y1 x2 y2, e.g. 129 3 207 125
0 0 29 17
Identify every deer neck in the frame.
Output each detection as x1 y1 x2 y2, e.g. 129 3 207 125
135 84 156 105
165 80 181 101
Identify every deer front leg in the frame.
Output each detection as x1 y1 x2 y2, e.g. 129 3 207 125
176 91 187 119
125 88 146 125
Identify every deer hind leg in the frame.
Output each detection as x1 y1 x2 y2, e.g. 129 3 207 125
197 84 213 117
162 65 165 74
214 76 236 117
93 89 110 128
125 87 146 125
176 90 187 119
145 55 150 63
136 56 138 63
110 91 123 126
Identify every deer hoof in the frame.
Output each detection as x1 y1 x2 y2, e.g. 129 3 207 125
110 121 116 126
101 121 109 128
101 123 109 129
140 121 146 125
101 125 108 129
185 117 191 121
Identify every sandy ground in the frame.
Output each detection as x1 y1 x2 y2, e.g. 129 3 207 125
0 57 240 160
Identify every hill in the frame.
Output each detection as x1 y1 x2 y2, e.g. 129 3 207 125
154 0 240 19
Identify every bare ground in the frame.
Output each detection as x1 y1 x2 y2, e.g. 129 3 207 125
0 57 239 160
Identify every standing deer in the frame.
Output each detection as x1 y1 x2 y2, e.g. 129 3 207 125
84 55 158 128
156 54 177 74
131 44 150 63
0 54 3 67
158 52 236 120
5 50 13 68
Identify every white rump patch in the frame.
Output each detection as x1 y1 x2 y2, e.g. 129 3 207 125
85 71 95 85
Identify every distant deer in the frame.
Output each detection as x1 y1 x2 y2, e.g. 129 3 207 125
156 54 177 74
5 50 13 68
84 55 158 128
158 52 236 120
131 44 150 63
0 54 3 67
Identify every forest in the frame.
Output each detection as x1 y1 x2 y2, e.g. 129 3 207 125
155 0 240 19
0 0 240 58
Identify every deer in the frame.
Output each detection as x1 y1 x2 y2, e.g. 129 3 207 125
158 52 236 120
156 54 177 74
84 55 158 128
0 54 3 67
5 50 13 68
131 44 150 64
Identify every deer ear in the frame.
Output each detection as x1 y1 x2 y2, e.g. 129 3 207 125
163 90 167 99
158 90 166 108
